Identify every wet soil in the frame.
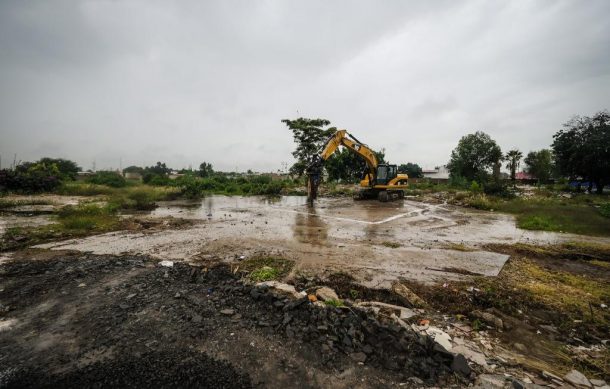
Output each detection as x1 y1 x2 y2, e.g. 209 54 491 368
0 251 458 388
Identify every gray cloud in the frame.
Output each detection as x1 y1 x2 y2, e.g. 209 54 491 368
1 0 609 172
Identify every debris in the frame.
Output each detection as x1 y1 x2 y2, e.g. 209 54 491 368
158 260 174 268
349 352 367 363
256 281 305 299
541 371 563 382
307 294 317 303
355 301 417 320
78 283 86 287
425 327 452 352
563 370 592 388
391 281 428 308
220 309 235 315
451 353 471 376
126 293 137 300
589 379 607 387
419 319 430 326
476 374 508 388
315 287 338 301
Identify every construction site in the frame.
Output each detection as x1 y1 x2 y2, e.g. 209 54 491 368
2 2 610 388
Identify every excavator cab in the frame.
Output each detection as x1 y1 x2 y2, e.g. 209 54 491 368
375 164 397 185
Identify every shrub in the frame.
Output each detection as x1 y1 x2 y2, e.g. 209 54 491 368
87 171 127 188
600 203 610 218
0 164 62 193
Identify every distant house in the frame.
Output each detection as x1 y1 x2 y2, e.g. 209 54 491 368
515 171 534 180
422 166 450 180
124 172 142 180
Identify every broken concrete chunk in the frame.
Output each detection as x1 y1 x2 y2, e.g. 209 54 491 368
475 374 508 388
563 370 592 388
158 260 174 268
315 286 338 301
391 281 428 308
425 326 452 352
589 379 607 388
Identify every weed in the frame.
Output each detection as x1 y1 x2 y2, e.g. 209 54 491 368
240 257 294 281
600 203 610 218
518 215 559 231
249 266 280 282
349 289 359 299
323 298 344 307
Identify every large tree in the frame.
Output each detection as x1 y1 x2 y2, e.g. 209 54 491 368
198 162 214 178
552 111 610 193
504 149 523 181
282 118 335 176
447 131 502 182
398 163 423 178
524 149 554 184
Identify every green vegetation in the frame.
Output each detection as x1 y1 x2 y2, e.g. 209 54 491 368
240 256 294 282
249 266 280 282
87 171 127 188
0 203 121 251
0 198 54 210
600 203 610 218
323 298 345 307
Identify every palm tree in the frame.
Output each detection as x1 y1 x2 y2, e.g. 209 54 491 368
505 149 523 181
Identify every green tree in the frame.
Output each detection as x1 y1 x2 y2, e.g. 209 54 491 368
553 111 610 193
447 131 502 182
123 165 144 174
524 149 554 184
37 158 80 180
199 162 214 178
398 163 422 178
282 118 335 176
504 149 523 181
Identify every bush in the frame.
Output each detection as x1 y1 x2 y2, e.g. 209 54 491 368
483 180 516 198
0 164 62 193
87 171 127 188
600 203 610 218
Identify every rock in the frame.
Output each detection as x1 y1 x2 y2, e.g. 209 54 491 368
590 379 607 387
315 287 338 301
451 353 471 376
362 344 373 354
471 310 504 329
257 281 304 299
220 308 235 315
541 371 562 382
564 370 592 388
476 374 508 388
349 352 367 363
510 378 525 389
158 260 174 267
408 377 424 385
391 281 427 308
192 314 202 323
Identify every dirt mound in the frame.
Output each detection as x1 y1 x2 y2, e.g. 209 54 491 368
2 349 251 389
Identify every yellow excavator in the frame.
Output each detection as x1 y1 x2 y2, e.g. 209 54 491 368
306 129 408 203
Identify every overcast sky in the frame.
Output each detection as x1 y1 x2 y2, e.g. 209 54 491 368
1 1 609 172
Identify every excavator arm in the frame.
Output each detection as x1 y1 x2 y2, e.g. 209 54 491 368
307 129 378 202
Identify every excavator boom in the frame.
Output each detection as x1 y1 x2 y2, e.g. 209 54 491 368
306 129 408 203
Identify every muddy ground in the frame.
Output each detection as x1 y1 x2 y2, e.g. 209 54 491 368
0 250 461 388
1 195 609 388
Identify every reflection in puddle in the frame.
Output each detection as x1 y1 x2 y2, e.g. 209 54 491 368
292 206 328 245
